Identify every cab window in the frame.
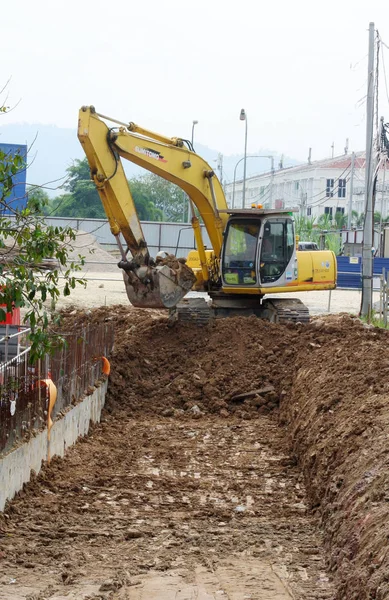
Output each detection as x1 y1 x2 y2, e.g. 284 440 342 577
260 219 294 283
222 221 261 285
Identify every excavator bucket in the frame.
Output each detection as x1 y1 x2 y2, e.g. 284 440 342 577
122 257 197 309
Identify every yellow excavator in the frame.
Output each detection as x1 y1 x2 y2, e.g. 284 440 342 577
78 106 336 323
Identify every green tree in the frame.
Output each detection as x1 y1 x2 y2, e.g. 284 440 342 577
0 130 86 359
27 185 50 209
294 215 318 242
353 211 365 227
333 210 347 229
47 159 165 221
46 159 105 218
133 174 188 222
318 213 333 230
129 178 164 221
325 233 342 255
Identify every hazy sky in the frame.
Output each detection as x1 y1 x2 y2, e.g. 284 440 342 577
2 0 389 162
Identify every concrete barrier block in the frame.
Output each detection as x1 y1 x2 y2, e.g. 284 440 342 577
0 380 108 512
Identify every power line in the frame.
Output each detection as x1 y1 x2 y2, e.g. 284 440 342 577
380 41 389 106
308 175 351 209
304 164 352 208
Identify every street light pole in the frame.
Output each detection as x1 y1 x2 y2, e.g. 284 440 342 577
232 155 274 208
191 120 198 147
186 120 199 223
240 109 248 208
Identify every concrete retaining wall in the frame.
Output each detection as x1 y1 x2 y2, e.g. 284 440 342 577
0 381 108 512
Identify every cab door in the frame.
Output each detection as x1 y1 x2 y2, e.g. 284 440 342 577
259 218 297 286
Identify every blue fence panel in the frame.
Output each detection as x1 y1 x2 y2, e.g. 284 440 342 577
336 256 389 289
0 143 28 212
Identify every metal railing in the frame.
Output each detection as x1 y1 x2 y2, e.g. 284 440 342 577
0 323 114 456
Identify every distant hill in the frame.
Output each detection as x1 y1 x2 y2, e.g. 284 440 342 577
0 123 299 196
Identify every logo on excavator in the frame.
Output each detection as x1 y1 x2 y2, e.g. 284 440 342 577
135 145 167 163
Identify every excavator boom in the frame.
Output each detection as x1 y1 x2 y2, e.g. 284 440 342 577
78 106 228 308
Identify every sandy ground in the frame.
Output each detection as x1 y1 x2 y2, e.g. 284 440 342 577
55 266 380 317
54 232 378 316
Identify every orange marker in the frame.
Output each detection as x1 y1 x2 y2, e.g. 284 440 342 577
102 356 111 375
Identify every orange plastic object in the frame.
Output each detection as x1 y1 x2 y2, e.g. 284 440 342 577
0 305 20 325
102 356 111 375
37 378 57 440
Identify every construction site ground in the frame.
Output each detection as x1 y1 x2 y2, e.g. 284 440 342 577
1 238 388 599
56 267 379 316
47 231 376 315
2 303 389 599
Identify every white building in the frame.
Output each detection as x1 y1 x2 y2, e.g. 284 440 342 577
225 153 389 220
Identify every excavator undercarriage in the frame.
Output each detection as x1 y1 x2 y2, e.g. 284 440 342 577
171 295 310 326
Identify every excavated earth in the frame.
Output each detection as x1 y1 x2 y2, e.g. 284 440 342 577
1 307 389 599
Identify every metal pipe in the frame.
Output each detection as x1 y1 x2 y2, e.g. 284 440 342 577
191 120 198 146
207 175 219 217
240 109 248 208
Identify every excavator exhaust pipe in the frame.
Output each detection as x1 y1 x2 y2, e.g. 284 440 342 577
121 259 197 309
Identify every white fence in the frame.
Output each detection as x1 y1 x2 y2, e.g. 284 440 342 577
42 217 211 256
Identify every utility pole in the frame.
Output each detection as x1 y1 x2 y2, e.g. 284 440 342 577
361 22 375 318
379 117 387 234
347 151 355 230
300 192 307 217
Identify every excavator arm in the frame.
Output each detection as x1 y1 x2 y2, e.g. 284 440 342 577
78 106 228 308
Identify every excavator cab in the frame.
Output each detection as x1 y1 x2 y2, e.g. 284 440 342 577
221 212 297 289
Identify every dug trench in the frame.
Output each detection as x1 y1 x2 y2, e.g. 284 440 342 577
1 308 389 599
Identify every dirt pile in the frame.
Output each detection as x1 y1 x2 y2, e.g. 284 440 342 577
59 305 299 418
56 306 389 598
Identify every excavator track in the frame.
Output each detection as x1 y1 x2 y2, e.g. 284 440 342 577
171 297 310 325
263 298 310 324
170 298 212 326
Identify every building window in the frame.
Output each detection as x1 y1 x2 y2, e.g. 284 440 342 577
338 179 346 198
307 207 312 216
294 181 300 191
326 179 334 197
336 207 345 214
324 207 333 217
